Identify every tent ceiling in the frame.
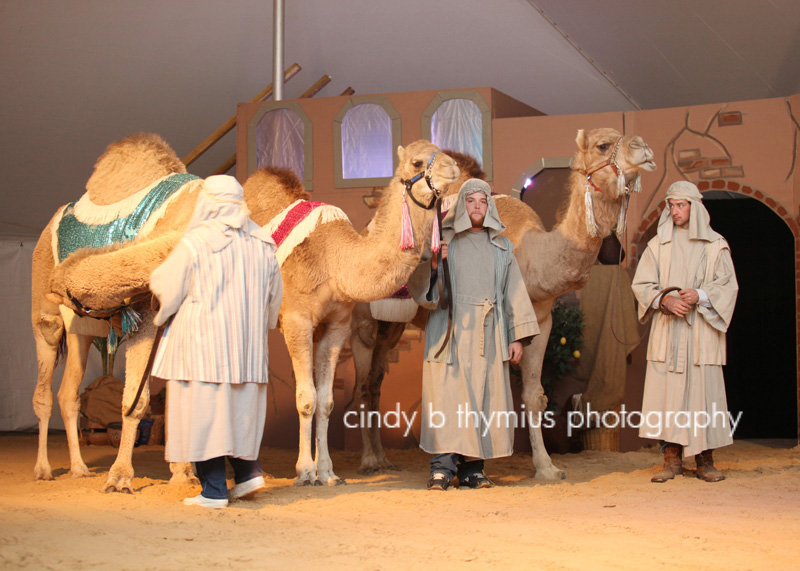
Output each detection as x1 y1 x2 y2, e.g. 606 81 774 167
2 0 799 237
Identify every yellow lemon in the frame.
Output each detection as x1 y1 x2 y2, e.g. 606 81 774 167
560 337 567 345
573 350 581 359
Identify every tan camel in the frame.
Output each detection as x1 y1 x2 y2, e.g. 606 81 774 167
243 140 460 485
350 128 656 478
33 133 200 492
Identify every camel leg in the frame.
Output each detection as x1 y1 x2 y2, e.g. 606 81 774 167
32 316 65 480
58 333 94 478
520 313 566 480
104 317 154 493
164 382 197 485
283 313 318 486
351 315 401 474
313 316 351 486
350 320 381 474
364 321 406 473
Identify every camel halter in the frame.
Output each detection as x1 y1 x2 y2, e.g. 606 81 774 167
401 152 442 210
399 151 445 252
581 136 642 238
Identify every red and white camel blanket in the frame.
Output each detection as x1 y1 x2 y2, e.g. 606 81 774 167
261 199 350 266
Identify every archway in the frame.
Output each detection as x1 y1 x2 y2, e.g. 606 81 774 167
631 182 798 440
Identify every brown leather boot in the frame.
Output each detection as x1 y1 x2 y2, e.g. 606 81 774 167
695 449 725 482
651 443 683 483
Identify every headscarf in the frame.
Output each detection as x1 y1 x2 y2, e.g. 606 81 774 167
186 175 272 251
656 181 720 243
442 179 507 247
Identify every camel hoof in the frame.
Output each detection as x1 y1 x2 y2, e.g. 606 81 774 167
358 463 398 475
328 478 347 486
104 476 135 494
168 472 199 486
294 478 315 487
33 469 54 481
70 466 93 479
104 484 133 494
534 466 567 480
314 480 323 486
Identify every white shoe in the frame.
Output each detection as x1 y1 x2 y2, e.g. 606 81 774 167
183 494 228 509
230 475 266 500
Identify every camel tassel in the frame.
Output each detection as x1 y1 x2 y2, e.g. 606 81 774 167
430 220 441 253
584 188 599 237
107 324 118 356
400 191 415 250
617 170 627 196
631 173 642 194
616 194 629 239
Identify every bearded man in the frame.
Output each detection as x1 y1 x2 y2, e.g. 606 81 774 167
409 179 539 490
632 181 738 483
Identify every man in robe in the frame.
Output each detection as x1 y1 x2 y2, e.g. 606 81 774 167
150 175 283 507
631 181 738 483
409 179 539 490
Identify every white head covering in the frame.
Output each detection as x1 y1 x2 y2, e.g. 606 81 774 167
443 179 506 247
187 175 271 251
657 181 720 243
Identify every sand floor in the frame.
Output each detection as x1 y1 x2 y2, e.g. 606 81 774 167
1 433 799 570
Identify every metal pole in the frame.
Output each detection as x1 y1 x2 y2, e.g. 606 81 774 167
273 0 285 101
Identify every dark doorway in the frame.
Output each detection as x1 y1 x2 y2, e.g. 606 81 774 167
704 194 797 438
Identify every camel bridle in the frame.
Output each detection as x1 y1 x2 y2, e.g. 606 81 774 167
583 136 625 194
580 136 643 238
401 151 442 210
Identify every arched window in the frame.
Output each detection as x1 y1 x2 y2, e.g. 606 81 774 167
423 91 493 180
247 102 313 189
431 99 483 165
334 96 401 188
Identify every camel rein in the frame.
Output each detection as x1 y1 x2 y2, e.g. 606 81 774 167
124 320 167 417
433 197 453 358
64 289 168 418
399 151 453 358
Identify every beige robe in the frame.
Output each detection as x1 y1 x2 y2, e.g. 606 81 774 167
411 230 539 458
576 264 640 412
632 226 738 457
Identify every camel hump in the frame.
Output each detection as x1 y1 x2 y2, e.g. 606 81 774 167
244 167 311 224
86 133 186 205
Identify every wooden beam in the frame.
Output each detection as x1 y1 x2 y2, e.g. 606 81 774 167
212 154 237 175
339 87 355 96
183 63 302 166
299 75 331 99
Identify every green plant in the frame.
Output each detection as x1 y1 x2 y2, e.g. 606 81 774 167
541 301 585 412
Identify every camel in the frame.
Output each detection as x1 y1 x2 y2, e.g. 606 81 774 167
41 135 457 491
349 128 656 478
243 140 460 485
33 133 201 492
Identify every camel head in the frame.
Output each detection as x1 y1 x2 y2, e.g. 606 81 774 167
395 140 460 209
568 128 656 239
571 128 656 200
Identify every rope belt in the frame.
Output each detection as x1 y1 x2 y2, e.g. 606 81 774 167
455 296 496 356
479 299 495 356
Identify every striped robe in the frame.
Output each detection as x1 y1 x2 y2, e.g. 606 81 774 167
150 226 282 462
